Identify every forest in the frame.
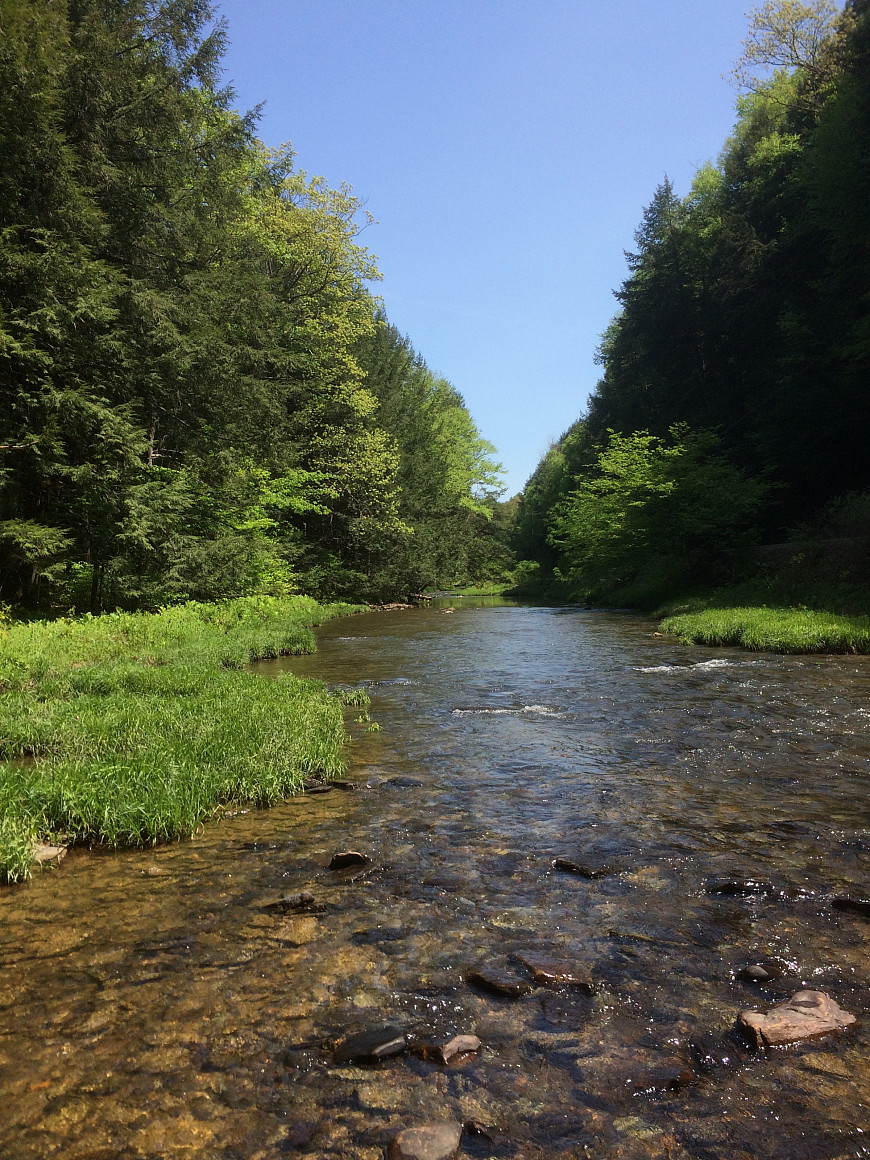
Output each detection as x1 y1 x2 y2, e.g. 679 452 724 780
513 0 870 612
0 0 511 612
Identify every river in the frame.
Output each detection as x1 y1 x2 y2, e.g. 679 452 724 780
2 599 870 1158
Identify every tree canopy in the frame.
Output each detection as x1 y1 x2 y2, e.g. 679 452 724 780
0 0 506 608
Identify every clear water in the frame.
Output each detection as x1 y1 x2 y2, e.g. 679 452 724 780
2 599 870 1158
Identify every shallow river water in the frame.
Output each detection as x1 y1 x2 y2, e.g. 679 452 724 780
3 599 870 1159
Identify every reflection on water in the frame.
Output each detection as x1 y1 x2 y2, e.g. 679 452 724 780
3 600 870 1158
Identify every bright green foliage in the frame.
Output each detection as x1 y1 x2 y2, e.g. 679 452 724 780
548 428 769 601
662 606 870 653
0 594 363 881
354 320 508 595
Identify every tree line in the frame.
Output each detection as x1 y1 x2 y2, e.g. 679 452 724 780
513 0 870 605
0 0 510 610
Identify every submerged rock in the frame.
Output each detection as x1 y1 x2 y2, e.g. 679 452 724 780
333 1025 407 1064
264 890 320 914
387 776 425 788
552 856 612 878
831 895 870 918
705 876 774 897
512 951 595 992
737 990 858 1048
329 850 371 870
466 967 534 998
388 1121 462 1160
735 961 784 983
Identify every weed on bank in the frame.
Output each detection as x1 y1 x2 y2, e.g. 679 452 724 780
0 596 364 883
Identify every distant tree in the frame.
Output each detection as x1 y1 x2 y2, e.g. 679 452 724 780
548 428 769 600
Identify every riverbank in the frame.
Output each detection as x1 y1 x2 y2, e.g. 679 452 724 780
656 580 870 654
0 595 365 884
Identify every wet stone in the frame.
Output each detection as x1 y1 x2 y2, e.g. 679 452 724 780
736 961 784 983
537 993 592 1030
552 856 612 879
737 990 858 1048
512 951 595 992
388 1120 463 1160
466 967 535 998
333 1025 407 1064
831 895 870 918
264 890 321 914
705 876 775 897
628 1059 697 1095
688 1032 742 1074
413 1034 481 1065
350 927 405 945
280 1118 320 1150
329 850 372 870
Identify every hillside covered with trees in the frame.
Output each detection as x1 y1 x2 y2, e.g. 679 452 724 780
513 0 870 608
0 0 510 611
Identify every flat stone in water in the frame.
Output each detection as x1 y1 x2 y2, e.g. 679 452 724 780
466 967 535 998
831 895 870 918
737 990 858 1048
333 1025 407 1064
512 951 595 991
329 850 372 870
387 1120 462 1160
705 876 775 896
552 856 612 878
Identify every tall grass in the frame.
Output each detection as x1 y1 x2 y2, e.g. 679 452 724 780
0 595 363 882
660 606 870 653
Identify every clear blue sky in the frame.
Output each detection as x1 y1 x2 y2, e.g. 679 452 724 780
216 0 752 497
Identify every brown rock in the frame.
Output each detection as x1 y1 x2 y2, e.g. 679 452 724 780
387 1121 462 1160
466 967 534 998
415 1034 481 1064
512 951 595 992
329 850 371 870
738 990 858 1048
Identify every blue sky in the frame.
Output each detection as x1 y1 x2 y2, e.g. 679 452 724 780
216 0 753 497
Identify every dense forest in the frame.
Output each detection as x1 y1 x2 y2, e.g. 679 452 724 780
0 0 511 611
514 0 870 606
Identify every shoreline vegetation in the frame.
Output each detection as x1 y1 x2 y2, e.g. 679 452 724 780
506 575 870 655
0 595 365 885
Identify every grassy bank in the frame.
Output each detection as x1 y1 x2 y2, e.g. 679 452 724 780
660 605 870 653
0 595 364 884
656 579 870 653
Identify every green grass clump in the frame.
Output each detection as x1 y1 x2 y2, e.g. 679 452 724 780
0 595 363 883
661 606 870 654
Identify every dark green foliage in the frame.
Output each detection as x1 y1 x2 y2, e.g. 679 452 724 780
0 1 504 610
